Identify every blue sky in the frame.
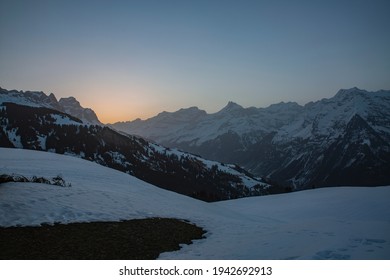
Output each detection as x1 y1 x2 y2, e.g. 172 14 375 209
1 0 389 123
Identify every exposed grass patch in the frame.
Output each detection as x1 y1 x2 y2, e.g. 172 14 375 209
0 218 206 259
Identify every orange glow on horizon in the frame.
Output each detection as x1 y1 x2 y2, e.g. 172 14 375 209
85 95 178 124
96 110 153 124
91 104 157 124
73 86 168 124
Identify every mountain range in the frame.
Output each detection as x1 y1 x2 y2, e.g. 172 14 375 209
0 88 102 125
112 87 390 189
2 86 389 193
0 87 273 201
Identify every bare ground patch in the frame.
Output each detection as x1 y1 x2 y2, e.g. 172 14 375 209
0 218 206 259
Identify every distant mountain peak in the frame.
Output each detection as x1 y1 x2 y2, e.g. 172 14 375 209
266 101 302 112
335 87 367 98
218 101 243 113
153 106 206 121
176 106 203 114
111 87 390 189
58 96 81 108
58 96 101 125
48 92 57 100
0 88 101 125
59 96 78 102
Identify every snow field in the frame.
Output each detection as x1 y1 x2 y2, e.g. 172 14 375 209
1 148 389 259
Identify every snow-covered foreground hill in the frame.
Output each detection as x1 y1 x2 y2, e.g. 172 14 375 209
1 148 389 259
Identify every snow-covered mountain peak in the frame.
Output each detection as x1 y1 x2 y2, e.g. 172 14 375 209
0 87 61 110
172 106 206 118
59 96 81 107
264 101 302 113
58 96 101 125
111 87 390 189
148 107 207 125
217 101 244 114
284 88 390 139
332 87 390 108
335 87 367 97
47 92 58 102
0 88 101 125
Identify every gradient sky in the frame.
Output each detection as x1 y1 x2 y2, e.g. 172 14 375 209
1 0 390 123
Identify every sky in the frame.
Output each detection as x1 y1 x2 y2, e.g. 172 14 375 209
1 0 390 123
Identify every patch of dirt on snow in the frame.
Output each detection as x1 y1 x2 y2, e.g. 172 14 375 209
0 218 206 259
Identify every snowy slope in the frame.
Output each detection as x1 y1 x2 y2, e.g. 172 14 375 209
0 101 273 201
0 86 273 201
1 148 389 259
0 148 216 226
